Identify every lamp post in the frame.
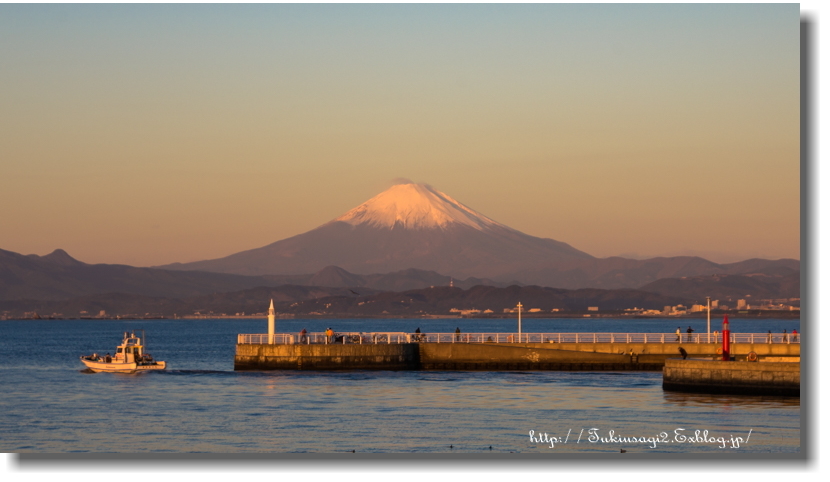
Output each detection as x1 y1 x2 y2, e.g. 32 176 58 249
517 302 523 342
706 296 711 343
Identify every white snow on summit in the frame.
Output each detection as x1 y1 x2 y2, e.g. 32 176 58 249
332 183 507 231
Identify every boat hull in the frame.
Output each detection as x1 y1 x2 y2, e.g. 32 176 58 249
80 357 166 373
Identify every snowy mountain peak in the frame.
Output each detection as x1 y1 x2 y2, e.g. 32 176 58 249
332 182 507 231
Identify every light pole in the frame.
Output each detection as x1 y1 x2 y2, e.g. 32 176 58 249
517 302 523 342
706 296 711 343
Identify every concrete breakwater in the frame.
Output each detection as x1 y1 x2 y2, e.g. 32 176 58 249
234 339 799 371
417 343 660 370
234 343 420 370
234 342 657 371
662 359 800 396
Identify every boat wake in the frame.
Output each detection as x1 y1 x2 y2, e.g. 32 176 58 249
159 369 237 376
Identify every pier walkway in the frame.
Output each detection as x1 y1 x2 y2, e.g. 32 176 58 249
238 331 800 346
235 331 800 371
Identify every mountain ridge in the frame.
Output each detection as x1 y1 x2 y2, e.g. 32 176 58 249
0 247 798 305
156 182 798 289
0 284 693 319
0 248 510 302
156 182 595 277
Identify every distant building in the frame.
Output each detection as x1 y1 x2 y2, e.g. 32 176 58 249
450 308 481 315
691 305 705 312
736 299 747 310
528 308 542 313
587 307 599 312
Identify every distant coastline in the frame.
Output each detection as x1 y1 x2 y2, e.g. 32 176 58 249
1 310 800 321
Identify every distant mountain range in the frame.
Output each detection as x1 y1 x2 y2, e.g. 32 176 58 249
276 285 692 317
0 247 798 305
0 247 282 301
0 285 382 318
521 255 800 290
0 247 799 319
0 182 799 316
0 284 692 319
0 248 504 302
639 272 801 302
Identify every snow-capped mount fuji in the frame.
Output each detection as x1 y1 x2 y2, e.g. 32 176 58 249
333 183 507 231
160 182 594 278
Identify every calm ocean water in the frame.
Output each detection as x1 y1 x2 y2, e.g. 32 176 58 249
0 318 800 454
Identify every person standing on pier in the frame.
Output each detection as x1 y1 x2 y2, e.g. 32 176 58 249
782 329 789 343
792 329 798 342
455 327 461 342
300 328 307 343
676 327 681 342
686 326 694 342
326 327 334 344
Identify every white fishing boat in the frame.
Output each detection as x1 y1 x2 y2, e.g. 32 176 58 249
80 331 166 373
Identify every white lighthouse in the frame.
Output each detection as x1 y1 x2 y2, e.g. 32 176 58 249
267 299 275 343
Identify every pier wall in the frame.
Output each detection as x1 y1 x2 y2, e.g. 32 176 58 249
234 341 800 371
662 359 800 396
549 341 798 362
234 343 419 370
418 343 657 370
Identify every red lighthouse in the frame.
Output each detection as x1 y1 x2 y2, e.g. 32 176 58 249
721 315 731 361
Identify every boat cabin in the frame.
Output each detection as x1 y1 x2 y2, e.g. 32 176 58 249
114 332 146 364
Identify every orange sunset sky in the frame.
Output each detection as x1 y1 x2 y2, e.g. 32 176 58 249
0 3 800 267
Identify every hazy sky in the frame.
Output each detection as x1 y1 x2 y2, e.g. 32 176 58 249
0 3 800 267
